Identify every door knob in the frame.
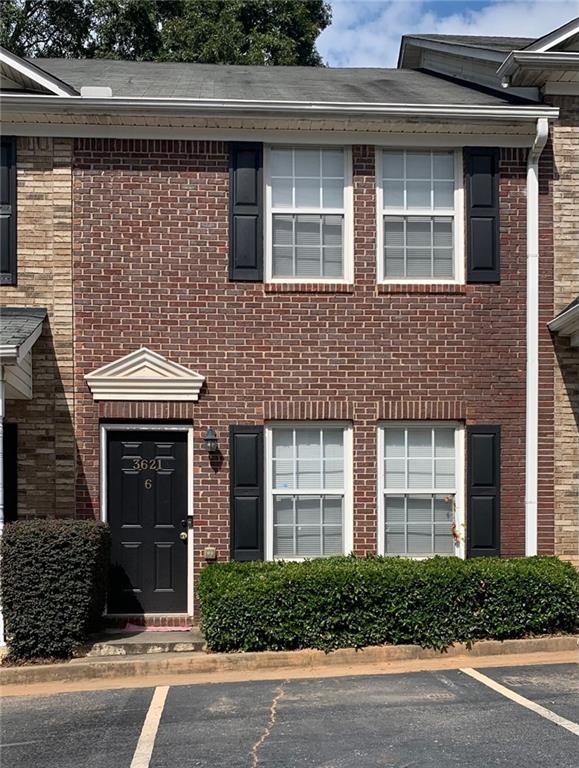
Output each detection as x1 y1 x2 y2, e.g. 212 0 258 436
179 532 188 541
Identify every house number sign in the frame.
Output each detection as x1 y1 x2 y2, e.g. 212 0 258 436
132 459 163 471
124 458 166 489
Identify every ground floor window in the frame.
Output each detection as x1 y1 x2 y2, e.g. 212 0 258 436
266 423 352 559
378 423 464 557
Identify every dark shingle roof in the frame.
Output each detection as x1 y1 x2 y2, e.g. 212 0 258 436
408 35 535 53
28 58 522 105
0 307 46 349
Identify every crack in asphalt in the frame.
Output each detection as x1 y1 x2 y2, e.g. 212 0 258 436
250 681 288 768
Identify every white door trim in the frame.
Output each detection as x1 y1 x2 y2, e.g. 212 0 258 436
100 422 194 616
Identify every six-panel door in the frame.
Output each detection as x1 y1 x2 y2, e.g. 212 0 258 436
106 430 188 614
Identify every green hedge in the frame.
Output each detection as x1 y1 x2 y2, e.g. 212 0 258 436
199 556 579 653
1 520 111 660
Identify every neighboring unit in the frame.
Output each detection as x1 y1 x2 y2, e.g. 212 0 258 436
402 19 579 565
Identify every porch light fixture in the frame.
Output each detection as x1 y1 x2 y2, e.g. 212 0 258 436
203 427 218 454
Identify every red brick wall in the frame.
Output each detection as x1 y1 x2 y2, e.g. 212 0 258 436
72 138 555 602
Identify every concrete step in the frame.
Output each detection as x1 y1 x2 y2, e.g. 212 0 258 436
80 628 206 657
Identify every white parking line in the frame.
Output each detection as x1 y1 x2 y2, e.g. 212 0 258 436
130 686 169 768
461 668 579 737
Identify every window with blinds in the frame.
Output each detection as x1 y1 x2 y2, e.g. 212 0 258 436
378 150 460 282
269 425 347 558
267 147 350 281
380 424 462 557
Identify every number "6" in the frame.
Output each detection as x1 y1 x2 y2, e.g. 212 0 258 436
144 479 152 490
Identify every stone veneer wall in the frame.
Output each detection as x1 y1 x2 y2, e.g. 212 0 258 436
1 137 76 517
550 96 579 567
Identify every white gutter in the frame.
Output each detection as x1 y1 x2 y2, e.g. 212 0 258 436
525 116 549 557
0 93 560 121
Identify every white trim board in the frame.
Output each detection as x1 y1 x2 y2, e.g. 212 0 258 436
523 18 579 53
0 47 77 96
0 122 541 146
100 422 195 617
85 347 205 402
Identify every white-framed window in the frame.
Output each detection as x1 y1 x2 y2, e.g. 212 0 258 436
377 423 465 558
265 422 353 559
376 149 464 283
265 146 353 283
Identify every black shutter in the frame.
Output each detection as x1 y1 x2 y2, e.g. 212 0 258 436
464 147 499 283
467 425 500 557
0 136 17 286
3 423 17 522
229 142 263 281
230 425 264 560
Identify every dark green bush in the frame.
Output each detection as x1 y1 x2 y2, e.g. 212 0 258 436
199 555 579 653
1 520 111 660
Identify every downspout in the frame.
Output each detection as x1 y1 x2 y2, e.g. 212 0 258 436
0 365 5 646
525 117 549 556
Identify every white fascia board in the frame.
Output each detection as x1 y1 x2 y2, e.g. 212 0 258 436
401 36 506 64
0 93 560 121
0 47 77 96
548 303 579 335
0 346 18 364
523 18 579 53
2 122 541 146
498 51 579 80
0 319 43 364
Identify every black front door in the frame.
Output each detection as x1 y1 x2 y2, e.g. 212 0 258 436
107 430 188 614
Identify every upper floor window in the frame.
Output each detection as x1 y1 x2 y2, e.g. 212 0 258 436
377 149 463 283
266 147 353 282
266 423 353 559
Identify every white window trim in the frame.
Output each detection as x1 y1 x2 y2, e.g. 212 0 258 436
264 146 354 284
377 421 465 559
265 421 354 560
375 148 465 285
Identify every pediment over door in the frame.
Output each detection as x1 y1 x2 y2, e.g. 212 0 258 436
85 347 205 401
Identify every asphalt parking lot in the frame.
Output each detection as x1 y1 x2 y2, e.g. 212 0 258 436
1 663 577 767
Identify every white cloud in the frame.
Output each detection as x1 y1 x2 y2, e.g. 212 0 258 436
317 0 579 67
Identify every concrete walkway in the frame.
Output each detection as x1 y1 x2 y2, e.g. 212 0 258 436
81 628 205 657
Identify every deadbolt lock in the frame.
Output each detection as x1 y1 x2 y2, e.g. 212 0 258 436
179 532 188 541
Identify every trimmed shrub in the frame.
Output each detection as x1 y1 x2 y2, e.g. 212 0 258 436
199 555 579 653
1 520 111 660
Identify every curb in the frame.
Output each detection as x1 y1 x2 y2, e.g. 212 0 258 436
1 635 577 688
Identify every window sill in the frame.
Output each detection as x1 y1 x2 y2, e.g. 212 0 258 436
377 283 467 295
265 282 354 294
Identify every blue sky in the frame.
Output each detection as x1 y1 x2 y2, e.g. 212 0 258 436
317 0 579 67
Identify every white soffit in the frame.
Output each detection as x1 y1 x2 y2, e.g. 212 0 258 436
85 347 205 401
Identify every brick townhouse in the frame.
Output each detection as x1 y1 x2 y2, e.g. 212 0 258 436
1 18 577 625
